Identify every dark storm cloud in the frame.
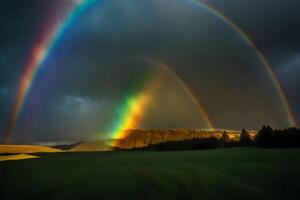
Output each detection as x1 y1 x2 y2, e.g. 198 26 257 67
206 0 300 125
0 86 12 136
0 0 48 83
275 54 300 123
28 95 111 141
207 0 300 53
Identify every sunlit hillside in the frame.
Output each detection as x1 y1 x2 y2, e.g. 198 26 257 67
114 129 257 149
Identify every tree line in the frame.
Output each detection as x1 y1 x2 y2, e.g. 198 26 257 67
130 126 300 151
256 126 300 148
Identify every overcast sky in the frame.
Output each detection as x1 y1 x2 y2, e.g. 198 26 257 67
0 0 299 142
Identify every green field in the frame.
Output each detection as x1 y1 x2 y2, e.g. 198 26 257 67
1 148 300 200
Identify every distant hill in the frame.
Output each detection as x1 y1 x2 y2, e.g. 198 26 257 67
53 142 83 150
69 139 117 152
0 145 61 154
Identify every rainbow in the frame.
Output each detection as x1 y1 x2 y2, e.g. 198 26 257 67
188 0 297 127
107 75 157 140
142 57 214 129
3 0 297 143
109 93 152 139
3 0 98 143
107 58 214 141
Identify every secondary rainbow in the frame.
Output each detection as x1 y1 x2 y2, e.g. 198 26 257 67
4 0 296 143
142 57 214 130
188 0 297 127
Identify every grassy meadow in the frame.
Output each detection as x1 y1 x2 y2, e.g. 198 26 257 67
1 148 300 200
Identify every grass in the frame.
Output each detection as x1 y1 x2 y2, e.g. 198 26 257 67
0 148 300 200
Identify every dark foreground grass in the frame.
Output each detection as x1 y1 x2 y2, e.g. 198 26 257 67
1 148 300 200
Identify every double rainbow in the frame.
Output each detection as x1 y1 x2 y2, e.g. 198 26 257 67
3 0 296 143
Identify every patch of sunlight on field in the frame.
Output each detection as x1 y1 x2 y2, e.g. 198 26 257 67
0 154 40 161
0 145 61 154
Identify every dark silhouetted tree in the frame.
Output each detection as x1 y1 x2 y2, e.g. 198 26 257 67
255 126 300 148
255 125 273 147
135 137 221 151
220 131 230 146
240 128 252 146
